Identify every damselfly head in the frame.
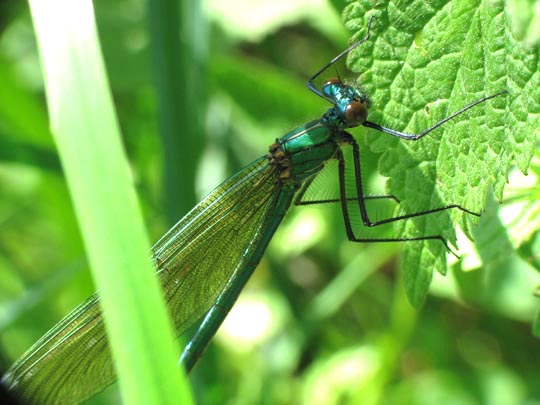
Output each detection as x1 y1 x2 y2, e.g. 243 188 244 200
322 78 370 128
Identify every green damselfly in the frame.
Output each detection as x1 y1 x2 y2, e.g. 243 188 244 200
2 17 505 404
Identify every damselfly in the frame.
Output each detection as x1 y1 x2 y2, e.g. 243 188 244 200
2 17 505 404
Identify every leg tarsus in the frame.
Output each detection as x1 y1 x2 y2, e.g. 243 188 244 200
363 203 480 227
347 233 461 258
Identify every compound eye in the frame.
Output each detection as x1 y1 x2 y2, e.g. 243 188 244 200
322 77 342 97
345 101 367 126
324 77 341 86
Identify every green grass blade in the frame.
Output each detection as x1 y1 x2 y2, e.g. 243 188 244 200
27 0 192 403
146 0 206 222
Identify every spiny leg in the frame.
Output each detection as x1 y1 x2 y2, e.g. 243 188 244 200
363 91 507 140
338 133 473 254
294 179 399 206
293 159 399 207
296 195 399 205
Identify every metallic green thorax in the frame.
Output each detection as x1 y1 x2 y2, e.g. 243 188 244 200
269 121 336 183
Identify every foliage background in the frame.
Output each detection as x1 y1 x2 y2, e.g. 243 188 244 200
0 0 539 404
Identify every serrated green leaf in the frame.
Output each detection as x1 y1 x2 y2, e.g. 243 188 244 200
344 1 539 307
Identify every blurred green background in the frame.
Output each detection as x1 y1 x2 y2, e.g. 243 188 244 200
1 0 539 404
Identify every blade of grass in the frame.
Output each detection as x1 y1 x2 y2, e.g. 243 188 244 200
27 0 192 403
147 0 207 222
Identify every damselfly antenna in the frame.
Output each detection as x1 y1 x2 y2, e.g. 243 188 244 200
307 15 374 101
